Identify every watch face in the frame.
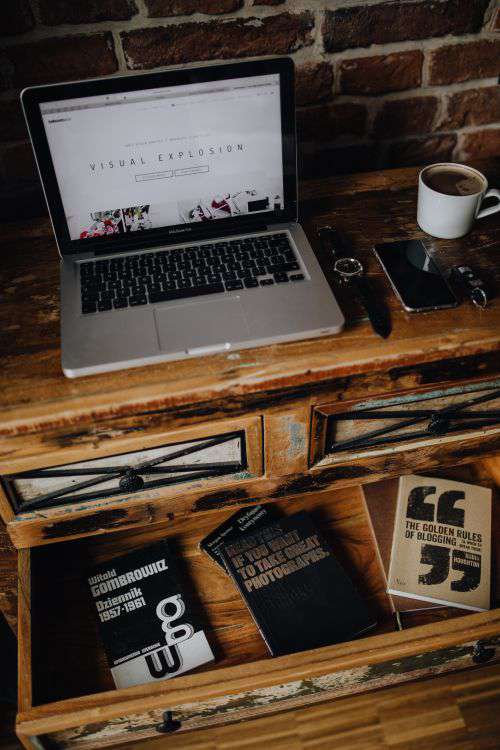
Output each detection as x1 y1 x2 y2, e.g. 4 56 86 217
334 257 363 277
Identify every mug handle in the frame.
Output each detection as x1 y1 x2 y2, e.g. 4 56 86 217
477 188 500 219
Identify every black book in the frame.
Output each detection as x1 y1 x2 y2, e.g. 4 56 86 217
200 504 279 573
86 540 213 689
221 511 376 656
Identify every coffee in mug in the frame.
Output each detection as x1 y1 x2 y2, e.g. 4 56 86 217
417 162 500 239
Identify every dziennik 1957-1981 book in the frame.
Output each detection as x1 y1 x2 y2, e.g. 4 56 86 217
387 475 492 611
87 540 214 689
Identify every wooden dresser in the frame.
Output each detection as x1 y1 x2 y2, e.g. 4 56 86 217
1 163 499 750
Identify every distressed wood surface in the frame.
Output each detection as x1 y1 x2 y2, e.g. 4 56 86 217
39 636 500 749
313 381 500 462
86 661 500 750
6 661 500 750
6 419 500 550
1 161 499 438
16 612 500 740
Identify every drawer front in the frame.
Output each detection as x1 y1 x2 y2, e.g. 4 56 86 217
311 381 500 470
28 636 500 749
3 416 263 548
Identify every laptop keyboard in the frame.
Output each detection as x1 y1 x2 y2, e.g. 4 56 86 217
79 233 305 314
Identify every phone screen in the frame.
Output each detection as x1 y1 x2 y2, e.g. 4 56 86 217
374 240 458 312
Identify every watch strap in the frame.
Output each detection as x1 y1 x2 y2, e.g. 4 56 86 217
353 276 391 339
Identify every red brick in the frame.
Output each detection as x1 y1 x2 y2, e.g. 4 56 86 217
461 129 500 160
145 0 242 16
339 51 423 95
0 34 118 89
39 0 137 24
296 63 333 107
373 97 438 140
0 141 38 183
385 134 457 168
323 0 489 53
122 13 313 68
443 86 500 129
297 102 366 144
3 0 34 36
0 99 28 142
429 40 500 85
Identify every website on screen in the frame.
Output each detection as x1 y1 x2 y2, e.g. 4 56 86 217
40 74 284 241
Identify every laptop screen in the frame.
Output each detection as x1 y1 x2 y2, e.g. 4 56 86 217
39 74 284 242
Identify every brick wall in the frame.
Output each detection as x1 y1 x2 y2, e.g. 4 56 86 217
1 0 499 202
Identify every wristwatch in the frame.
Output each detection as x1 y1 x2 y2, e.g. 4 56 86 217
317 226 391 339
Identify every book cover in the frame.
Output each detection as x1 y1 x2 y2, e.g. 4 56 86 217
221 510 376 656
87 540 214 689
387 475 492 612
200 504 279 573
362 480 442 612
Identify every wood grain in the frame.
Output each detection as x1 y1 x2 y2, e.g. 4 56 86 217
5 662 500 750
1 161 499 438
26 486 392 706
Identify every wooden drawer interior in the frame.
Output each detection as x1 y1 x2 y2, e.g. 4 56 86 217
17 455 500 748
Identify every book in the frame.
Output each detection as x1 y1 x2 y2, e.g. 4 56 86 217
86 540 214 689
362 480 442 612
200 504 279 573
387 475 492 612
221 510 376 656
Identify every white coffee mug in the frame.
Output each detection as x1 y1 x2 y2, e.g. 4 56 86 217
417 163 500 239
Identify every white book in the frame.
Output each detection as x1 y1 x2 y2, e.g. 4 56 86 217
387 475 491 612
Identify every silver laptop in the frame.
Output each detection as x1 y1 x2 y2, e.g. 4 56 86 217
22 57 344 378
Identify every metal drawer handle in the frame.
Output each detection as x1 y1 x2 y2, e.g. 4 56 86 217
157 710 181 733
326 387 500 454
472 640 496 664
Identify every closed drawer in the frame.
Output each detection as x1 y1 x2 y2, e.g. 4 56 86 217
16 456 500 750
2 416 263 549
310 381 500 481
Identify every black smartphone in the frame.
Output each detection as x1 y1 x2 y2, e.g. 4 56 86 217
373 239 458 312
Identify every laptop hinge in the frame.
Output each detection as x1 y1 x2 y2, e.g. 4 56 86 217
92 220 271 256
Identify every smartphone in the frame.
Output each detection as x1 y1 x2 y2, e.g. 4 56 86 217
374 239 458 312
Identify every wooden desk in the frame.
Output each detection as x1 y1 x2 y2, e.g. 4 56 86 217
1 164 500 750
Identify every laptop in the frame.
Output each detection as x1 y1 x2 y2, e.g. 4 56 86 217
22 57 344 378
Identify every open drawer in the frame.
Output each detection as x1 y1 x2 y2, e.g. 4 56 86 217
2 416 263 549
16 456 500 749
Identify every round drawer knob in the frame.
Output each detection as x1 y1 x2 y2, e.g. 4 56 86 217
472 641 496 664
119 470 144 492
427 414 451 435
156 711 181 733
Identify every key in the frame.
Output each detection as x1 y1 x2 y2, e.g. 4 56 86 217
243 278 259 288
149 283 225 304
129 296 147 306
226 280 243 291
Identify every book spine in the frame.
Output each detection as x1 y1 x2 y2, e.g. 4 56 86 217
361 487 396 615
223 563 279 656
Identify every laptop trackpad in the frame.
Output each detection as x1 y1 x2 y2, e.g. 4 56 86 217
154 297 249 353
